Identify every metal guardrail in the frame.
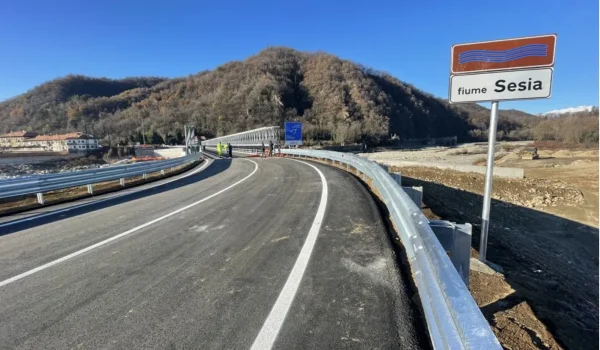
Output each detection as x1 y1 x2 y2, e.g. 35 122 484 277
0 154 202 203
281 149 501 350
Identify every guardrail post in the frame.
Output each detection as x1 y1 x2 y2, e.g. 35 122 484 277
87 184 94 194
36 193 45 205
391 173 402 186
120 178 125 187
429 220 472 286
402 186 423 208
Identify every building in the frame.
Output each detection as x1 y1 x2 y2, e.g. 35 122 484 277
0 131 38 148
0 131 99 153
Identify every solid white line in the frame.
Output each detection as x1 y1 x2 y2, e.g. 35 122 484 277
0 159 258 288
250 159 328 350
0 159 212 229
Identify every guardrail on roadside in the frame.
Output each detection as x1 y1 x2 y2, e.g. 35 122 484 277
281 149 501 350
0 154 202 204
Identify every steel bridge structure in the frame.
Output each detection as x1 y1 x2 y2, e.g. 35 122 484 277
202 126 280 147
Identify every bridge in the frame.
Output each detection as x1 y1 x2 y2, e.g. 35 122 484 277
0 126 500 349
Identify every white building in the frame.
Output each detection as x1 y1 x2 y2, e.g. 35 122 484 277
0 131 99 152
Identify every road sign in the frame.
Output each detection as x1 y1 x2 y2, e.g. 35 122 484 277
448 34 557 264
449 68 553 103
285 122 302 146
451 34 556 74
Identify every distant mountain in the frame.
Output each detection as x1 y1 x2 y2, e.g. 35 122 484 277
543 106 596 117
0 47 552 145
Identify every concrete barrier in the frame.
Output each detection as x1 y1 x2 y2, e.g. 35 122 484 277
378 160 524 179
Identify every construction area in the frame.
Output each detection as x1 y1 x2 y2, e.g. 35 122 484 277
364 141 598 350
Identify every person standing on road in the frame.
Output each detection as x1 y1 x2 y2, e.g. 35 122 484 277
269 140 274 157
261 142 266 158
228 143 233 158
217 142 222 157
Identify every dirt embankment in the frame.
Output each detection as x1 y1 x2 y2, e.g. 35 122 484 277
398 165 598 350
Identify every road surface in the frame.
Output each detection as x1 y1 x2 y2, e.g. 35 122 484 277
0 157 426 349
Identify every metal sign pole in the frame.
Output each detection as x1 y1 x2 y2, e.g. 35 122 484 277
479 101 499 262
185 126 190 155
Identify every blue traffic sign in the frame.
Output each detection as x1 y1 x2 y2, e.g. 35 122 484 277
284 122 302 146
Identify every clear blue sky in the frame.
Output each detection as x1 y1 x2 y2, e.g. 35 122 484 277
0 0 597 114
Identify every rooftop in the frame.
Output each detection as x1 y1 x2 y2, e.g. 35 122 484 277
0 131 38 138
31 132 89 141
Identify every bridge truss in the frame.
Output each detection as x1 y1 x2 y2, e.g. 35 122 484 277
202 126 280 147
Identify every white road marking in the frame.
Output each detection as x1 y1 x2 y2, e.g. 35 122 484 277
0 158 212 229
250 159 328 350
0 159 258 288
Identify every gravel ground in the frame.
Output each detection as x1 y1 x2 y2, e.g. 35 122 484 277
399 165 598 350
361 141 531 166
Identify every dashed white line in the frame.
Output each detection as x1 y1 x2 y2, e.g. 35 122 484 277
250 159 328 350
0 159 258 288
0 158 212 229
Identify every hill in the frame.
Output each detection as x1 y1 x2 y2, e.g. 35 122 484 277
0 47 541 145
532 107 599 144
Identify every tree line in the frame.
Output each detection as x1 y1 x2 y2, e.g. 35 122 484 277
0 48 597 146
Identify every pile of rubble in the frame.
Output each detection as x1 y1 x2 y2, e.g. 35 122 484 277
395 166 586 210
493 177 585 209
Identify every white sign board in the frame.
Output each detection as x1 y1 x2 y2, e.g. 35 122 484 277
449 68 553 103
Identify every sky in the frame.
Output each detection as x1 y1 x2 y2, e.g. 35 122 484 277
0 0 597 114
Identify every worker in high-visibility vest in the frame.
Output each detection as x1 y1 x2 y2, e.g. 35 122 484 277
217 142 222 157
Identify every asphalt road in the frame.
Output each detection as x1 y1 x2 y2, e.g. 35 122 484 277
0 157 426 349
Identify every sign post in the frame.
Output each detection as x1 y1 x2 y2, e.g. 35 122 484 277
480 101 498 261
449 34 556 262
284 122 303 146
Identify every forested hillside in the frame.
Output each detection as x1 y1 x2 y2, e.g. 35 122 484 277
530 107 599 144
0 47 576 145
